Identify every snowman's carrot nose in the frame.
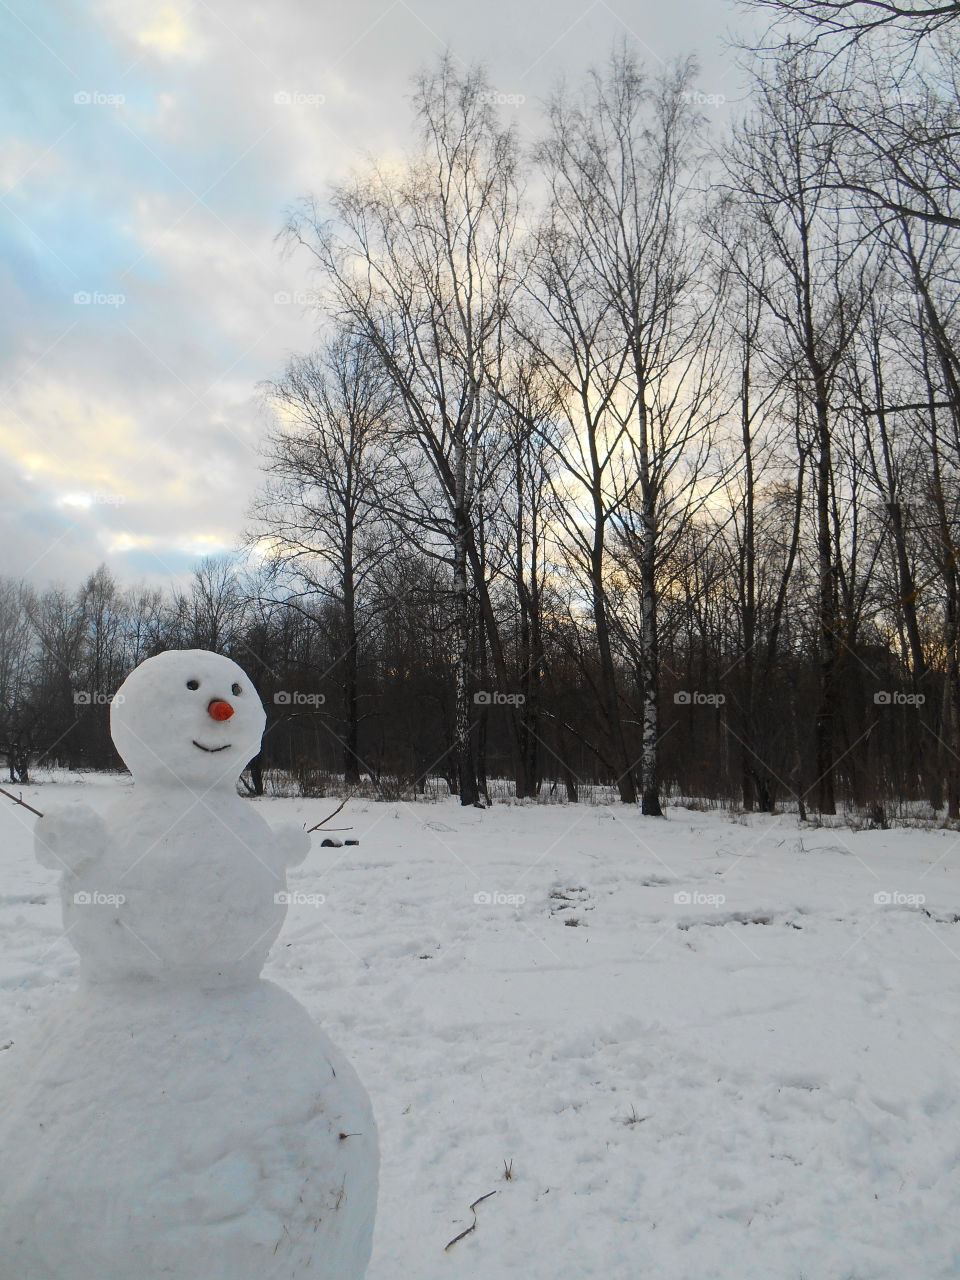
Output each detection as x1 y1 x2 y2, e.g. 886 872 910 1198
207 699 234 721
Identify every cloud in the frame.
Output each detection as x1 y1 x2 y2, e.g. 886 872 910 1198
135 5 202 57
3 0 748 588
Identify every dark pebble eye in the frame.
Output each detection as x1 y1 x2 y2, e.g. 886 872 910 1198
186 679 200 691
232 682 242 696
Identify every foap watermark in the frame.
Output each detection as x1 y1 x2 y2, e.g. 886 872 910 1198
874 890 925 907
874 690 925 706
275 890 326 907
274 690 325 707
474 890 526 906
74 890 126 906
679 90 726 108
273 90 326 107
74 291 126 307
674 690 725 707
74 690 124 706
274 290 321 306
63 491 126 507
481 90 526 106
674 890 726 907
74 90 125 108
474 690 526 707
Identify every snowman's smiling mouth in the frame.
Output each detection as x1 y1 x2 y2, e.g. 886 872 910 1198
192 740 231 753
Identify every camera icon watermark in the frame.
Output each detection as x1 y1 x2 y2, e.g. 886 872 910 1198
273 290 321 306
474 890 526 906
480 90 526 106
873 890 925 907
63 491 126 508
673 890 725 907
73 890 126 906
674 690 725 706
474 690 526 706
73 291 126 307
678 90 726 107
273 690 325 707
74 690 124 706
274 890 325 907
273 90 326 106
73 90 125 107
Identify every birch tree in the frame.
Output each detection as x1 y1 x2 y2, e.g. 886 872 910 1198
286 57 521 805
526 49 723 812
724 50 873 812
254 333 398 785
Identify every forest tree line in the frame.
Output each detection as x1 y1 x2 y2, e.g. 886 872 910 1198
4 0 960 819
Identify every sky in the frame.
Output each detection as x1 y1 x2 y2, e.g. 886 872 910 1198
1 0 756 589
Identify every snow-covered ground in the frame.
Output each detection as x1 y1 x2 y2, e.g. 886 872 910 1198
3 774 960 1279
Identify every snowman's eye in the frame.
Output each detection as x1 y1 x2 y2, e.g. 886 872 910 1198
231 682 242 696
186 679 200 691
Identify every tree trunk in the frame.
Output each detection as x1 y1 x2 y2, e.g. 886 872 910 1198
740 355 758 811
638 525 662 816
454 509 479 806
813 374 839 815
588 490 636 803
248 753 264 797
341 560 362 788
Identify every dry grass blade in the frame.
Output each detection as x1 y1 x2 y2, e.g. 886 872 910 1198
443 1190 498 1252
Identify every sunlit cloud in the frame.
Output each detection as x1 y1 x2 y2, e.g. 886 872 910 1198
106 531 151 552
136 5 197 56
95 0 204 60
178 533 231 555
4 0 741 586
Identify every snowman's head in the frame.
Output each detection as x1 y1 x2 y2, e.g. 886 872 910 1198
111 650 266 790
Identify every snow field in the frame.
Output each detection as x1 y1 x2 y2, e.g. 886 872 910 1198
2 779 959 1278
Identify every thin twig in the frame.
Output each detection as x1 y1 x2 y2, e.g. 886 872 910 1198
443 1190 497 1252
306 791 357 833
0 786 43 818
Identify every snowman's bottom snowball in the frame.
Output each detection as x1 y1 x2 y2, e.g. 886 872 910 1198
0 980 378 1280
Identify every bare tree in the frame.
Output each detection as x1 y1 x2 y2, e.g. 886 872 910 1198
525 49 724 812
746 0 960 46
882 215 960 812
725 49 874 812
744 0 960 232
0 580 37 782
705 213 809 810
286 57 522 805
254 333 398 785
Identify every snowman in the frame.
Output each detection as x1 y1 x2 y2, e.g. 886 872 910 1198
0 649 378 1280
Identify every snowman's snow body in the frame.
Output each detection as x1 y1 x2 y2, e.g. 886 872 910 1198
0 650 378 1280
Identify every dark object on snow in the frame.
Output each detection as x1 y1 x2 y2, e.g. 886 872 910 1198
320 838 343 848
344 839 360 846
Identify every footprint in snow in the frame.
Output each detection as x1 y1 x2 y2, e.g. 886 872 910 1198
550 885 594 925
